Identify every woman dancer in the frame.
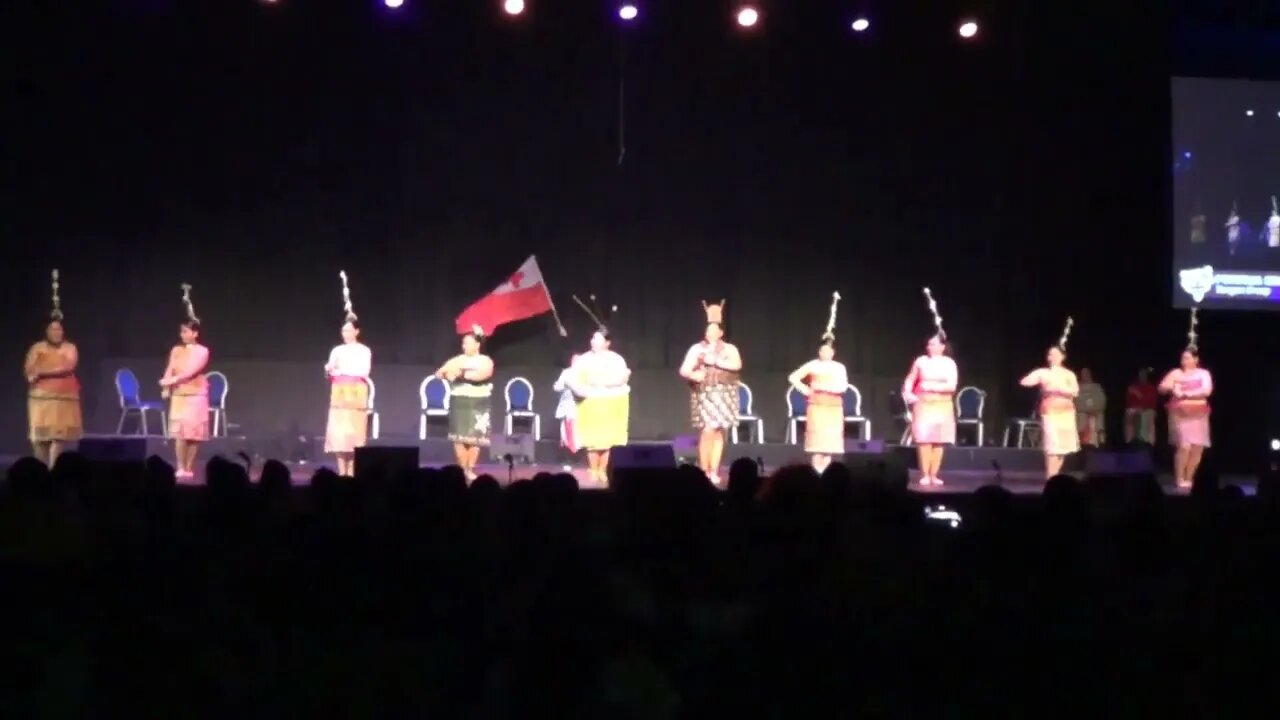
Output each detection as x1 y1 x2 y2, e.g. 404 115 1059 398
1159 309 1212 490
323 271 372 477
552 352 581 471
902 288 958 486
434 325 494 481
679 300 742 485
566 296 631 485
787 292 848 475
24 269 82 466
1019 318 1080 479
1076 367 1106 448
1124 367 1158 445
160 284 210 479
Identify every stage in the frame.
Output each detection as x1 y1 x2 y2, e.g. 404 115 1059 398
1 434 1258 495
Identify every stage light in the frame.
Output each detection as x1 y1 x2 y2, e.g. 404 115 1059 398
959 20 978 38
1183 151 1192 159
851 17 870 32
1246 109 1254 117
736 6 759 28
618 4 638 21
503 0 525 16
1271 438 1280 452
384 0 404 8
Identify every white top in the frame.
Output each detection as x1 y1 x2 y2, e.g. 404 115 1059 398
570 350 631 398
326 342 372 378
1268 213 1279 247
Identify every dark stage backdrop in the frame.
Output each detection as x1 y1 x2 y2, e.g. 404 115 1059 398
3 1 1278 468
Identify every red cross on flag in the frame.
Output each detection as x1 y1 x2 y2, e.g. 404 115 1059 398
455 255 556 335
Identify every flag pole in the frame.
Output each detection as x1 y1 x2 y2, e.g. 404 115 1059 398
534 255 568 337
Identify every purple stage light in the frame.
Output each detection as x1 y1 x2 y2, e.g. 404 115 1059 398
619 4 638 21
385 0 404 8
851 17 870 32
504 0 525 16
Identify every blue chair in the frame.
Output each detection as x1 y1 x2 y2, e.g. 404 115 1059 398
1002 401 1042 448
504 377 541 440
955 385 987 446
843 384 871 441
115 368 167 437
419 376 452 439
366 377 381 440
786 386 808 445
731 382 764 443
206 371 229 437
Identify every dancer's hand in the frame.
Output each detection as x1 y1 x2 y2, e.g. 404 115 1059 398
688 369 705 384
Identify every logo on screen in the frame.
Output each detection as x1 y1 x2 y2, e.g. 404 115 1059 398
1179 265 1214 303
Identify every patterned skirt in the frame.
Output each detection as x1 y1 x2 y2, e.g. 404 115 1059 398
805 392 844 454
325 379 369 454
576 394 629 451
28 392 83 442
691 383 739 431
449 394 492 447
1040 409 1079 456
911 394 956 445
169 391 210 441
1168 402 1211 448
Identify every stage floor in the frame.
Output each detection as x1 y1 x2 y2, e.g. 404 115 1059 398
0 434 1257 495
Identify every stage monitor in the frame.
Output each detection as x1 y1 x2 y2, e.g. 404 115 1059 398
1171 77 1280 309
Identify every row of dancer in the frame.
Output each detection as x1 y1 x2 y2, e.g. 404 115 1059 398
24 272 1213 487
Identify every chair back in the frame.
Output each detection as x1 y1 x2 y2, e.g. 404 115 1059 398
956 386 985 419
206 371 228 409
115 368 141 407
366 377 377 410
505 377 534 412
421 376 451 410
843 384 863 417
738 383 754 415
787 387 808 417
888 391 909 418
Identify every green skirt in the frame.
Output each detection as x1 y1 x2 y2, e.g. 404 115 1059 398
449 394 492 446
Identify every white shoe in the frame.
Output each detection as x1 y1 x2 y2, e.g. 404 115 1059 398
561 465 573 472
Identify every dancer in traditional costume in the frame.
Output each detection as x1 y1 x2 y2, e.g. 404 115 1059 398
566 295 631 485
1124 367 1158 446
1019 317 1080 478
552 353 581 470
160 284 210 479
788 292 848 474
24 269 82 466
1159 308 1212 490
1268 196 1279 249
323 271 372 477
1226 202 1240 256
1076 367 1106 448
901 288 958 486
678 300 741 485
434 325 494 481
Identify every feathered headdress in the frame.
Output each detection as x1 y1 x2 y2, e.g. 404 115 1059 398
1185 307 1199 352
180 283 200 324
572 293 618 334
702 298 725 326
339 270 358 323
820 291 841 345
1057 316 1074 351
49 269 63 322
922 287 945 342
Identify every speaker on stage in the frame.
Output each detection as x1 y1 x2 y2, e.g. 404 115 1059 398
839 440 909 491
1084 448 1155 477
354 446 420 479
608 443 677 471
77 437 148 463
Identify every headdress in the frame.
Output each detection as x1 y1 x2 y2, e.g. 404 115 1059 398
702 298 725 325
572 293 618 334
339 270 358 323
922 287 945 342
49 269 63 322
1271 195 1278 215
467 323 486 342
181 283 200 325
820 291 841 345
1185 307 1199 352
1057 316 1073 351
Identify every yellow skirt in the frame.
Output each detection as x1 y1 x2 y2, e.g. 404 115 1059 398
28 393 83 442
805 392 845 454
169 392 210 441
325 379 370 454
1040 409 1079 456
576 394 629 451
